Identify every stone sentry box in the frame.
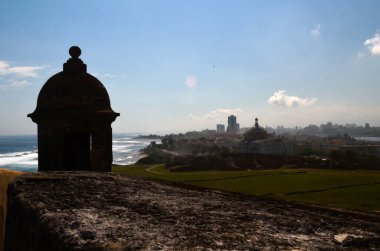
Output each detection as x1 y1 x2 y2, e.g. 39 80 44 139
28 46 119 171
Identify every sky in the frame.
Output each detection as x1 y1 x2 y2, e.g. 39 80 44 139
1 0 380 135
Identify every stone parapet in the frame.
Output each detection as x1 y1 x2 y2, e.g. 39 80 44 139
5 172 380 250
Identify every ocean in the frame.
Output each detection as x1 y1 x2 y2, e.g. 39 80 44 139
355 136 380 142
0 134 158 172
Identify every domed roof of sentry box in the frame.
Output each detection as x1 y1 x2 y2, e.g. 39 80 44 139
28 46 119 121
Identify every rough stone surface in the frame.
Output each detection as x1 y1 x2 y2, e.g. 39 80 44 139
5 172 380 250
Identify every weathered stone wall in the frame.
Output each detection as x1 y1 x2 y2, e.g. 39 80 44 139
5 172 380 250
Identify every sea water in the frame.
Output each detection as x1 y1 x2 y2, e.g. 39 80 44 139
0 134 158 172
354 136 380 142
0 135 38 172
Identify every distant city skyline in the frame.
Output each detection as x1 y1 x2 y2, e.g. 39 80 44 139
1 1 380 135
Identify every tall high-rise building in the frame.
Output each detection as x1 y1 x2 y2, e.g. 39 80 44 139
216 124 225 133
227 115 240 134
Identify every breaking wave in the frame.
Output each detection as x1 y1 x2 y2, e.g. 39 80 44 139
0 150 38 166
0 134 158 172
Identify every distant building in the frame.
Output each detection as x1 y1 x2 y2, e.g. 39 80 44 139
338 145 380 157
239 127 250 134
227 115 240 134
321 121 334 136
303 124 320 135
242 139 295 156
243 118 270 141
240 117 294 155
216 124 225 133
345 123 358 129
201 129 217 136
365 123 370 129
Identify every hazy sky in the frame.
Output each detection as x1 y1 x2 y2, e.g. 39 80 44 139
1 0 380 135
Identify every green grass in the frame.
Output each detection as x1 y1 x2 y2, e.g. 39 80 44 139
112 164 380 212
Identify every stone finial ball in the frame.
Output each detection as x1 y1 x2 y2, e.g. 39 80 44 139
69 46 81 58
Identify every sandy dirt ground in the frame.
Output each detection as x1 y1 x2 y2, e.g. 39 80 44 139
0 169 23 251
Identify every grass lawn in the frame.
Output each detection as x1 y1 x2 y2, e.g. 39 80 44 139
113 164 380 212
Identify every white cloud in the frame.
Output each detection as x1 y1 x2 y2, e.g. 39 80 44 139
93 73 115 78
357 51 366 58
185 75 197 88
103 73 115 78
364 33 380 55
0 60 43 78
0 79 31 90
268 90 317 107
10 79 31 87
187 108 243 120
265 103 380 127
310 24 321 38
